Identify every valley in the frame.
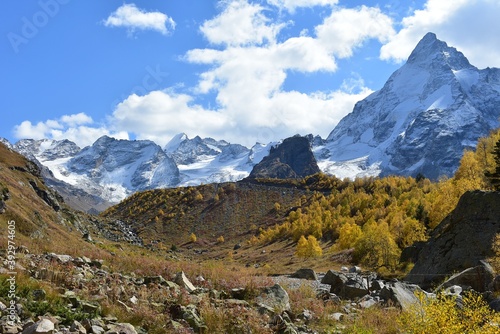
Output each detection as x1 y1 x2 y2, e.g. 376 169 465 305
2 32 500 333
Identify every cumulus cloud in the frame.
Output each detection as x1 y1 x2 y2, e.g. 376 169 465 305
316 6 395 58
13 113 128 148
112 90 228 145
380 0 500 68
104 3 175 36
200 0 283 46
16 1 395 149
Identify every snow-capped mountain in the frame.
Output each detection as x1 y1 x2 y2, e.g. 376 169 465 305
9 134 273 205
62 136 180 202
316 32 500 179
164 133 273 186
14 138 81 162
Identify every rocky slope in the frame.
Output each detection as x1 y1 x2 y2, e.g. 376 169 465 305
317 32 500 179
406 190 500 289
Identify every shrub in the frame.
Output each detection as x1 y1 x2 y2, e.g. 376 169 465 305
190 233 197 243
399 291 500 333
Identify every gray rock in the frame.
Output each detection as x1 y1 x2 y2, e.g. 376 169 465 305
174 271 197 293
443 285 462 297
321 270 348 286
435 262 495 293
380 281 426 311
105 323 137 334
91 325 105 334
32 289 46 301
181 305 207 333
257 284 291 312
143 275 167 285
291 268 318 280
70 320 87 334
407 191 500 289
329 313 345 321
489 298 500 312
22 319 55 334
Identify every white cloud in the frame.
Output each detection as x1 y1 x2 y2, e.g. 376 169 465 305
60 112 93 127
316 6 395 58
104 3 175 36
266 0 338 12
200 0 283 46
380 0 500 68
13 113 128 148
112 91 228 145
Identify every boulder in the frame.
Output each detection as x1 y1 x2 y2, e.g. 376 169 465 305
406 191 500 289
171 304 207 333
435 262 495 292
321 270 348 286
22 319 55 334
291 268 318 280
380 281 427 311
256 284 291 312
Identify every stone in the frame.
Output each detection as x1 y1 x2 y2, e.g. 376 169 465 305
22 319 55 334
329 313 345 321
489 298 500 312
443 285 462 297
106 323 138 334
91 326 105 334
47 253 73 263
174 271 197 293
349 266 361 274
143 275 166 285
358 296 378 309
69 320 87 334
340 277 370 299
291 268 318 280
380 281 427 311
32 289 46 301
321 270 348 286
181 305 207 333
256 284 291 312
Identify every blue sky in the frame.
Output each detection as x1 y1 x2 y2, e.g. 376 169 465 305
2 0 500 148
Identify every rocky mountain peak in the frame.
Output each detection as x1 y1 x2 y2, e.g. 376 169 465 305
407 32 471 71
248 135 320 179
320 32 500 180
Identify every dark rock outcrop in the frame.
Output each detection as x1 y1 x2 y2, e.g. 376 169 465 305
248 136 320 179
406 191 500 289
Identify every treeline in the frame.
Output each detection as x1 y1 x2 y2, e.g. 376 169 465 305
255 129 500 271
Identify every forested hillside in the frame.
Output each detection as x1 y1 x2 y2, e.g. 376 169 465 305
102 129 500 273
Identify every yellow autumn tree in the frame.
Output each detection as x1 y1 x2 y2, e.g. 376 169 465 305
336 222 363 250
355 221 400 270
190 232 197 243
296 235 322 258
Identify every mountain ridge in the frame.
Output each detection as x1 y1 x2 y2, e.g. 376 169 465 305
7 32 500 207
